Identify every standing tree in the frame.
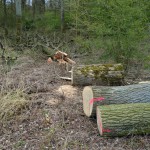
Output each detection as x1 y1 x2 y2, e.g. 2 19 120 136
41 0 45 13
3 0 8 36
32 0 45 17
60 0 64 32
32 0 36 19
22 0 26 12
15 0 22 42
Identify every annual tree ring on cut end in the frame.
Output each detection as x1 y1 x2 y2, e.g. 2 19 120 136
82 86 93 117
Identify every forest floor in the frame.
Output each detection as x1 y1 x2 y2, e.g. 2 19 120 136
0 55 150 150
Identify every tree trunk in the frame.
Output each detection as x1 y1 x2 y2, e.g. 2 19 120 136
41 0 45 13
22 0 26 12
71 64 124 86
60 0 64 32
32 0 36 19
33 0 45 15
15 0 22 43
83 84 150 117
96 103 150 137
3 0 8 36
10 0 14 13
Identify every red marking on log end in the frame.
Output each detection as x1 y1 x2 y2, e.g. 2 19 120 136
89 97 105 104
102 129 111 133
98 114 111 135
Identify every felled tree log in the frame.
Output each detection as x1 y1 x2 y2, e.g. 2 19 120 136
71 64 124 86
82 84 150 117
96 103 150 137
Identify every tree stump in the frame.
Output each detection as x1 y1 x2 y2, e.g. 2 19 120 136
96 103 150 137
82 84 150 117
71 64 124 86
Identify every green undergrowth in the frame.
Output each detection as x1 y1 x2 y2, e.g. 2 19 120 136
23 11 61 32
0 90 30 121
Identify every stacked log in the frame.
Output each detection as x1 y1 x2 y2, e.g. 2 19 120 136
96 103 150 137
71 64 124 86
82 84 150 117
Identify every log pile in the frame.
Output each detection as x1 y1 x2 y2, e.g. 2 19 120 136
82 83 150 137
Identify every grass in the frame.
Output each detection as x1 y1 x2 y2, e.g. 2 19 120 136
0 89 29 121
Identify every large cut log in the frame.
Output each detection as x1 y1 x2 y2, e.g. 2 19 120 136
82 84 150 117
71 64 124 86
96 103 150 137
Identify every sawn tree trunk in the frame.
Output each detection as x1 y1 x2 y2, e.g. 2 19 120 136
71 64 124 86
82 84 150 117
96 103 150 137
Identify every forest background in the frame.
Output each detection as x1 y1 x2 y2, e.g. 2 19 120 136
0 0 150 69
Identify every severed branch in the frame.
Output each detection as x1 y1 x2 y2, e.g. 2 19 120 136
49 42 63 51
59 77 72 81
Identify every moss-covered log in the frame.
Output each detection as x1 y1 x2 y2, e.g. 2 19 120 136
96 103 150 137
82 84 150 117
71 64 124 86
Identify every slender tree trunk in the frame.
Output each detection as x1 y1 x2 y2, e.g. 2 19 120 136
41 0 45 13
0 0 3 9
10 0 14 13
0 1 3 23
22 0 26 12
32 0 36 19
3 0 7 23
75 0 79 36
3 0 8 36
33 0 45 15
60 0 64 32
49 0 53 9
15 0 22 43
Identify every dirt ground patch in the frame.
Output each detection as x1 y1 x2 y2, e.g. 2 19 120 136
0 56 149 150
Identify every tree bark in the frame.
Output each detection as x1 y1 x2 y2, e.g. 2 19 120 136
41 0 45 13
83 84 150 117
10 0 15 13
15 0 22 43
22 0 26 11
3 0 8 36
96 103 150 137
71 64 124 86
60 0 64 32
32 0 45 15
32 0 36 19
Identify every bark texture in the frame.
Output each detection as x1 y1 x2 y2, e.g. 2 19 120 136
96 103 150 137
71 64 124 86
82 84 150 117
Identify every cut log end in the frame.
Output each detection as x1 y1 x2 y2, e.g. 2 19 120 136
82 86 94 117
96 106 114 137
97 108 103 135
